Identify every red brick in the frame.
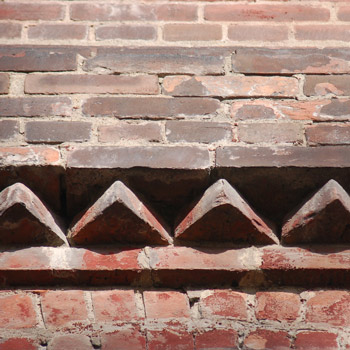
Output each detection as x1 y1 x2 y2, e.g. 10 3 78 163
195 329 238 349
338 6 350 21
295 25 350 42
0 47 77 72
148 328 194 350
0 294 37 328
166 121 231 143
163 76 298 98
28 24 87 40
0 23 21 39
175 179 278 244
295 331 338 350
0 97 71 117
0 338 37 350
41 290 88 328
282 180 350 244
48 335 93 350
304 75 350 96
199 290 247 320
306 291 350 326
101 329 146 350
255 292 300 322
232 47 350 74
0 120 18 141
144 291 190 319
25 121 91 144
0 146 60 166
238 122 303 144
70 4 197 21
0 73 9 94
306 124 350 145
26 74 158 95
96 25 156 41
83 97 219 118
243 330 291 350
68 180 172 245
83 47 225 75
0 183 67 246
163 24 222 41
99 122 162 143
0 3 64 20
204 4 329 21
92 290 142 322
228 24 288 42
67 146 210 169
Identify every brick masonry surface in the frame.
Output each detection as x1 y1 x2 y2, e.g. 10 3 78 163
1 0 350 349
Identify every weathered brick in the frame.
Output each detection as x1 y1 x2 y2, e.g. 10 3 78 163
96 25 156 41
163 76 298 98
99 122 162 143
282 180 350 244
237 122 303 144
231 99 350 122
0 146 60 166
148 327 194 350
0 73 9 94
92 290 142 322
216 146 350 167
101 329 146 350
28 24 87 40
304 75 350 96
67 146 210 169
204 4 329 21
0 294 37 328
25 74 158 95
70 3 197 21
144 291 190 319
68 180 172 245
0 23 21 39
232 48 350 74
294 331 338 350
243 330 291 350
166 121 231 143
0 338 37 350
83 97 219 118
199 290 247 320
0 120 18 141
0 47 76 72
195 329 238 350
163 24 222 41
48 335 93 350
0 97 71 117
175 179 278 244
41 290 88 328
0 183 67 246
295 25 350 42
338 6 350 21
0 3 64 20
228 24 288 42
306 124 350 145
255 292 300 322
83 47 225 75
25 121 91 144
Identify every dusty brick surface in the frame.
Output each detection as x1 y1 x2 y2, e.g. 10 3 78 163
294 331 338 350
101 329 146 350
0 73 9 94
0 23 21 39
304 75 350 96
228 24 288 42
195 329 238 349
148 327 194 350
243 329 291 350
296 25 350 42
48 335 93 350
0 338 37 350
306 124 350 145
96 25 157 41
163 24 222 41
28 24 88 40
0 120 18 141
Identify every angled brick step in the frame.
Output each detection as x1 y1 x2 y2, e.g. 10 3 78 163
175 179 278 245
68 180 172 246
0 183 67 246
282 179 350 244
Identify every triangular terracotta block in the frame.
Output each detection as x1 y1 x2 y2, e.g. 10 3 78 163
282 179 350 244
0 183 67 246
68 180 172 245
174 179 278 245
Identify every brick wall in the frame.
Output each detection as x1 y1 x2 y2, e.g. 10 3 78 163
1 0 350 349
